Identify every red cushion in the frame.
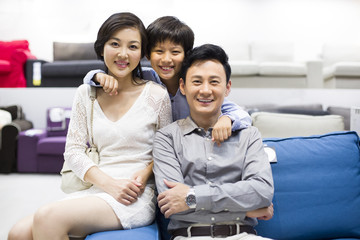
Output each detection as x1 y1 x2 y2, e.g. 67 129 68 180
0 40 29 60
0 60 11 72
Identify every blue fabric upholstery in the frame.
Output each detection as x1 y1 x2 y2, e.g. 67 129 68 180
85 222 160 240
255 131 360 240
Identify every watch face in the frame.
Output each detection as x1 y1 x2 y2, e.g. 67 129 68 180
186 194 196 206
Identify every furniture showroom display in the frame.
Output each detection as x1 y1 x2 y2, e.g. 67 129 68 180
0 105 33 173
0 40 36 88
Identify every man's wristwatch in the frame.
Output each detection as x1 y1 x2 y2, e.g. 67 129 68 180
186 188 196 209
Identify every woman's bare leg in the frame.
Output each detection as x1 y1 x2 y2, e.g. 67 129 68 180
8 215 34 240
9 196 121 240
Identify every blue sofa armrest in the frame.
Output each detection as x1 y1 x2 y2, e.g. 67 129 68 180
85 221 160 240
255 131 360 240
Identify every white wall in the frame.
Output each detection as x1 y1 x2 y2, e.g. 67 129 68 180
1 0 360 61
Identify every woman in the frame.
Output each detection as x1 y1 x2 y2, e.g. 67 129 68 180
8 12 172 240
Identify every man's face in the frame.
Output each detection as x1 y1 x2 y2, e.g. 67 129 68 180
149 40 185 84
180 60 231 119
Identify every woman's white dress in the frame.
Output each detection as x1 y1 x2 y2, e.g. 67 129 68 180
63 81 172 229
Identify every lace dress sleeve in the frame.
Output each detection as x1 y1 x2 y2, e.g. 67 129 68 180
154 85 172 130
63 85 97 180
157 93 172 129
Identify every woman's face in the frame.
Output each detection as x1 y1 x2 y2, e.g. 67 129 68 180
102 27 142 80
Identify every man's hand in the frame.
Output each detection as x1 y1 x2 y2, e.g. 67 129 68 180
95 72 119 96
246 203 274 220
157 179 190 218
212 115 232 146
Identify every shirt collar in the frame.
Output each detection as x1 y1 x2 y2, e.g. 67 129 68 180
179 117 213 138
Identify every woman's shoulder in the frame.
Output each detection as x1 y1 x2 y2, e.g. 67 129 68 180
75 84 91 95
145 80 168 97
73 84 92 102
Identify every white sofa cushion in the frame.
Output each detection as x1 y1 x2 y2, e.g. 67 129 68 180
334 62 360 77
230 60 258 75
259 62 306 76
251 41 294 62
252 112 345 138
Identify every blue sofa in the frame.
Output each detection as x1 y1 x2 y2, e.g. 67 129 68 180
85 131 360 240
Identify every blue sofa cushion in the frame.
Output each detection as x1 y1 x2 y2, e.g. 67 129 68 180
256 131 360 240
85 221 160 240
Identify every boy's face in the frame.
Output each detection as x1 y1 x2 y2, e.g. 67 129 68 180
149 40 185 84
180 59 231 120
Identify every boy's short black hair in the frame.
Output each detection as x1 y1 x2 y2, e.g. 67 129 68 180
146 16 194 57
181 44 231 83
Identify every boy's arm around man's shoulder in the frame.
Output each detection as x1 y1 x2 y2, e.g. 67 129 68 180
220 98 252 131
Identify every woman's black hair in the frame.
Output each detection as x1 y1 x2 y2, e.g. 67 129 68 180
94 12 147 82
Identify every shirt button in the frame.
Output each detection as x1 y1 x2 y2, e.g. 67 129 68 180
208 157 212 161
211 217 215 221
197 128 201 132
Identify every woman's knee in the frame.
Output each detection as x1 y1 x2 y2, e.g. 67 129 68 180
7 215 33 240
33 204 62 231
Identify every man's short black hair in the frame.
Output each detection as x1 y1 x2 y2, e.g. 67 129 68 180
180 44 231 83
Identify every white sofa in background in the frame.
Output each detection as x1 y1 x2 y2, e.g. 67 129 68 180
228 41 322 88
321 43 360 89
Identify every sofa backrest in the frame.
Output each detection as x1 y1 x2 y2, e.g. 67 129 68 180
251 41 294 62
46 107 71 137
0 40 30 60
53 42 97 61
225 41 251 61
252 112 345 138
322 43 360 66
256 131 360 240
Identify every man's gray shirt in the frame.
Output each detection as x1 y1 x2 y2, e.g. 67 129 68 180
153 117 274 231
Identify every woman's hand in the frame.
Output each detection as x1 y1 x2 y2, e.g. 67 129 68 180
131 162 154 195
104 178 142 206
84 166 141 205
212 115 232 146
95 72 119 96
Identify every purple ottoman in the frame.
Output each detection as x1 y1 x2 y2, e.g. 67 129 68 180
37 136 66 173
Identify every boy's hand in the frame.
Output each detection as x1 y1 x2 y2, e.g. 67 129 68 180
246 204 274 220
212 115 232 146
95 72 119 96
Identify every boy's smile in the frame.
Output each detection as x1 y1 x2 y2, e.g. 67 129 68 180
150 40 185 85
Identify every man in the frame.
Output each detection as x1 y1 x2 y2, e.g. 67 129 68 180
153 44 274 240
